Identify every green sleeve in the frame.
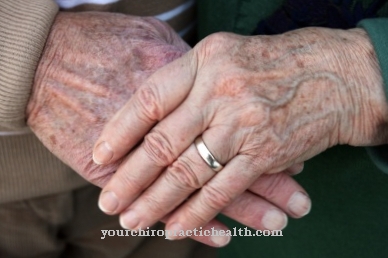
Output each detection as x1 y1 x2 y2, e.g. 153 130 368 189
358 18 388 100
358 18 388 174
197 0 284 39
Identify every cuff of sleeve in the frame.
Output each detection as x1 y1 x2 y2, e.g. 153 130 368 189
358 18 388 174
358 18 388 106
0 0 59 129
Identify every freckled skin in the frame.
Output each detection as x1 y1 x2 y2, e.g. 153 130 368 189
188 27 388 172
26 12 190 187
261 50 269 58
90 26 388 232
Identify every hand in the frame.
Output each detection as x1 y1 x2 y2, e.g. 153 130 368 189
94 27 388 237
27 11 189 186
164 168 310 246
27 12 311 247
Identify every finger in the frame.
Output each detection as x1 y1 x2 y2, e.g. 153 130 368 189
175 219 232 247
93 50 198 165
284 162 304 175
98 104 209 215
247 172 311 218
118 144 217 230
160 216 232 247
117 124 240 225
165 168 311 239
164 154 267 235
98 111 239 215
118 150 307 230
221 191 288 231
158 173 306 242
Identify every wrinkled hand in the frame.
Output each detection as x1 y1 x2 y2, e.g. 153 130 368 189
27 12 311 247
27 12 189 186
95 27 388 237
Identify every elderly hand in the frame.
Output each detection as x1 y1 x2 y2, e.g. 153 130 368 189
94 27 388 237
27 11 189 186
27 12 310 247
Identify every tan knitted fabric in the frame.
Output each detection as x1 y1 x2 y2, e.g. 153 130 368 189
0 0 59 129
0 0 79 204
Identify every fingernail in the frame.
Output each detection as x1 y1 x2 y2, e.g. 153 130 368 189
262 210 288 230
120 210 140 230
167 223 184 240
211 228 231 247
98 191 118 213
289 163 304 175
288 191 311 217
93 141 113 165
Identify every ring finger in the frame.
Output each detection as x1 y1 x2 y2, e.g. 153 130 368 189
118 129 236 230
119 138 308 231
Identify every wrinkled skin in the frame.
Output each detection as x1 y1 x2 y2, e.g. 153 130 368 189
27 12 310 247
95 27 388 236
27 12 189 186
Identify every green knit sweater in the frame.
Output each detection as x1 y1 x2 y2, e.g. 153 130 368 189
197 1 388 257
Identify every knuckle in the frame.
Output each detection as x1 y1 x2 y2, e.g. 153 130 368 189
165 157 202 190
131 17 167 40
260 173 289 200
200 32 230 51
80 158 118 187
142 17 171 37
142 130 176 166
195 32 232 64
114 119 135 143
201 184 233 211
140 192 165 215
117 169 144 195
135 85 162 122
142 16 164 27
184 202 210 226
185 205 209 225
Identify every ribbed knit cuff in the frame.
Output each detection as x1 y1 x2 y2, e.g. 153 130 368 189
0 0 59 129
358 18 388 174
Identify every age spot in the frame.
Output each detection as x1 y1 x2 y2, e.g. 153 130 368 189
50 135 57 146
261 50 270 58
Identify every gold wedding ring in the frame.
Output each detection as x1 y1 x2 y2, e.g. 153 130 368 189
194 136 224 172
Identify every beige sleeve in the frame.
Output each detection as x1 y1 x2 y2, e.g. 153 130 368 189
0 0 58 130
